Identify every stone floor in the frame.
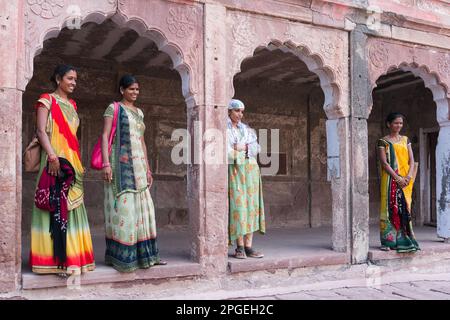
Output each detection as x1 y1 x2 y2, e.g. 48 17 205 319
247 280 450 300
20 224 450 289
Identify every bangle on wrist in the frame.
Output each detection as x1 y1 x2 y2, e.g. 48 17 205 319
102 162 110 168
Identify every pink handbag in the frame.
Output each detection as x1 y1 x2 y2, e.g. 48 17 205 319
90 102 119 170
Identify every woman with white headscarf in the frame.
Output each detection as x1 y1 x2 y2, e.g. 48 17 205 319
227 99 266 259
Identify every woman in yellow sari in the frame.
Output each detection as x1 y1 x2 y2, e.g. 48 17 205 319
377 112 419 253
30 65 95 274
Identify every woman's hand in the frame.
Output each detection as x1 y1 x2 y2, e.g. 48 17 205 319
395 176 408 188
48 155 60 176
103 166 112 182
147 170 153 188
404 175 412 186
233 143 247 152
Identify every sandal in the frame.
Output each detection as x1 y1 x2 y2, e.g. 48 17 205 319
156 260 168 265
380 245 392 251
245 247 264 258
234 247 247 259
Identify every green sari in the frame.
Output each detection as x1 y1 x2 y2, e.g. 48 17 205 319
228 121 266 243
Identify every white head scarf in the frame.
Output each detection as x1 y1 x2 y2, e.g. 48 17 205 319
228 99 245 110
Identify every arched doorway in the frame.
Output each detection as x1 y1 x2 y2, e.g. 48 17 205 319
20 16 203 288
227 42 349 272
368 64 450 257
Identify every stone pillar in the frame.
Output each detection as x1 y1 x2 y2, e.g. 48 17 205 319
350 25 372 263
195 2 228 275
328 117 351 253
436 122 450 241
0 0 24 292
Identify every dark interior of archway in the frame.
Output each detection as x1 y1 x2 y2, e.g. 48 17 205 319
21 19 190 265
369 69 438 227
233 45 331 230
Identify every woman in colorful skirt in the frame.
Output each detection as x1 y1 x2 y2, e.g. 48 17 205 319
377 112 420 253
30 64 95 275
227 99 266 259
101 75 166 272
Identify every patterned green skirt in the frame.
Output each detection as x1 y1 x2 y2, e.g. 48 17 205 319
104 185 160 272
228 159 266 243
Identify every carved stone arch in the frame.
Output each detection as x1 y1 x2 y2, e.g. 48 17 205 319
273 40 341 119
229 40 343 119
369 62 450 124
367 38 450 123
227 12 351 254
227 12 349 119
19 0 207 269
367 37 450 241
21 0 204 107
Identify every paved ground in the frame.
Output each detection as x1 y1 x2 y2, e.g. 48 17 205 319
244 280 450 300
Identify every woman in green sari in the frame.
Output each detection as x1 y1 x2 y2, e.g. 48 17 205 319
378 112 419 253
227 99 266 259
101 75 166 272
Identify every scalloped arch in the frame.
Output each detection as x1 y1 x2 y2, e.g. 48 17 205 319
370 62 450 125
230 40 343 119
26 11 196 105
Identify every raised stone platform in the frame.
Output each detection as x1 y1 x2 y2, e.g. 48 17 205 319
368 225 450 262
21 227 197 290
22 262 202 290
20 225 450 290
227 226 349 273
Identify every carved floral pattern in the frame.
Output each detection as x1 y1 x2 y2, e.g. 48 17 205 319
417 0 442 13
438 55 450 79
27 0 65 19
24 11 38 81
187 40 200 94
320 37 338 60
368 42 389 68
107 0 125 8
232 15 256 48
284 24 296 41
166 6 199 38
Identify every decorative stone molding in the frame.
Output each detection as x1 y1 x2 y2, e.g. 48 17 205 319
438 55 450 79
231 15 256 48
27 0 65 19
166 6 200 38
368 42 389 69
417 0 444 14
107 0 125 11
367 38 450 124
283 24 296 40
367 38 450 96
118 1 203 104
320 36 339 60
21 1 204 105
186 39 200 94
227 12 349 119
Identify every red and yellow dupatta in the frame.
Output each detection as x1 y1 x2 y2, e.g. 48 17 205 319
36 93 84 210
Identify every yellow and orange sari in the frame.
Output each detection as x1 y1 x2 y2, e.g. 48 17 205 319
30 93 95 274
378 136 419 253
